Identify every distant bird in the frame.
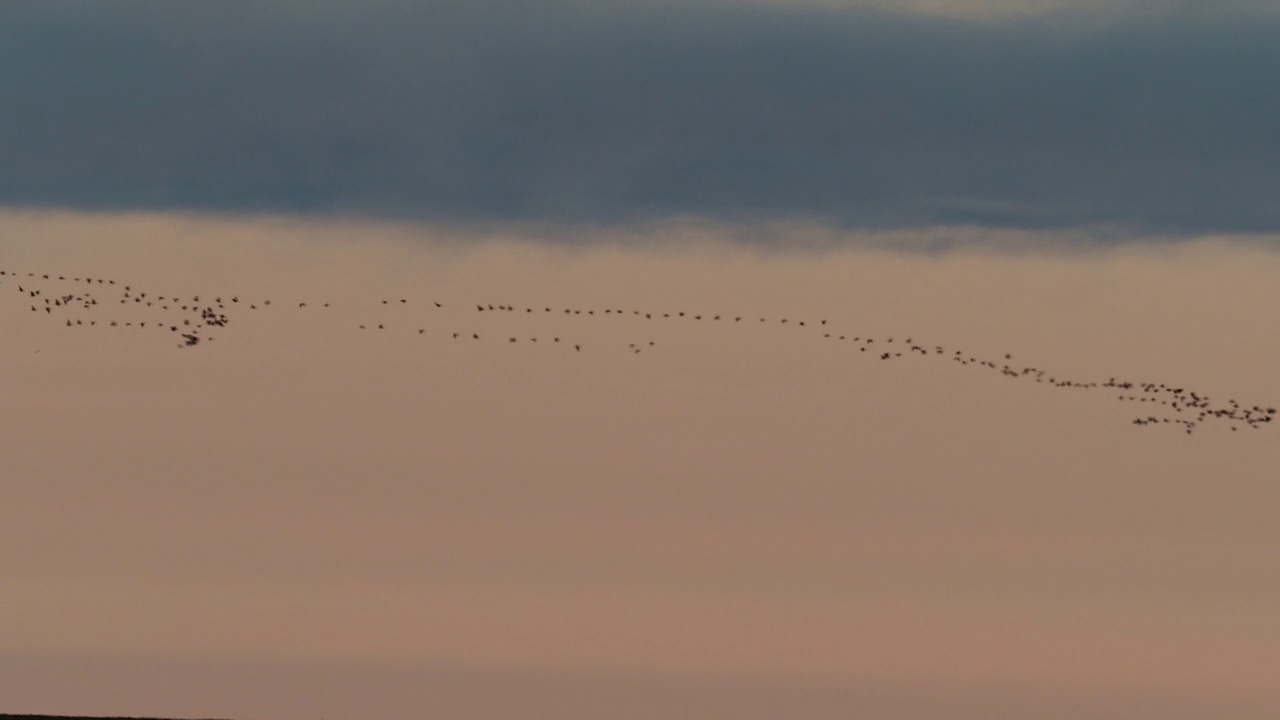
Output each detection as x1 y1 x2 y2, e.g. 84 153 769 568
7 264 1267 438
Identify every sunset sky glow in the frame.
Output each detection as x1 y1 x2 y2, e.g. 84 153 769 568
2 3 1278 719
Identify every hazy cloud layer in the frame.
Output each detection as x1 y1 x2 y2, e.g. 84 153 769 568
3 211 1280 719
3 2 1279 234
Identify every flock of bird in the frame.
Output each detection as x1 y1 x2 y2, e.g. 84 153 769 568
4 267 1274 435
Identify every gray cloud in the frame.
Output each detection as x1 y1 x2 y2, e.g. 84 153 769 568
2 2 1279 234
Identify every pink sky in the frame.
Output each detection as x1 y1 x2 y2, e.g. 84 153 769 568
2 210 1278 719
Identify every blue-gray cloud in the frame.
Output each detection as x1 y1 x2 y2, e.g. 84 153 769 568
2 2 1279 234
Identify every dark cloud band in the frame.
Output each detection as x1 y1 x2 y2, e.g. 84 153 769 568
2 2 1278 234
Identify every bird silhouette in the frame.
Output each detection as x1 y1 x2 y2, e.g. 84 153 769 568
6 265 1270 437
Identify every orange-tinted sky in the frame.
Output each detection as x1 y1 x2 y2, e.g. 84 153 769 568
1 209 1277 719
7 3 1279 716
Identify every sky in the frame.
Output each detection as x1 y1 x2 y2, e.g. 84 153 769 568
2 3 1279 719
4 0 1280 233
